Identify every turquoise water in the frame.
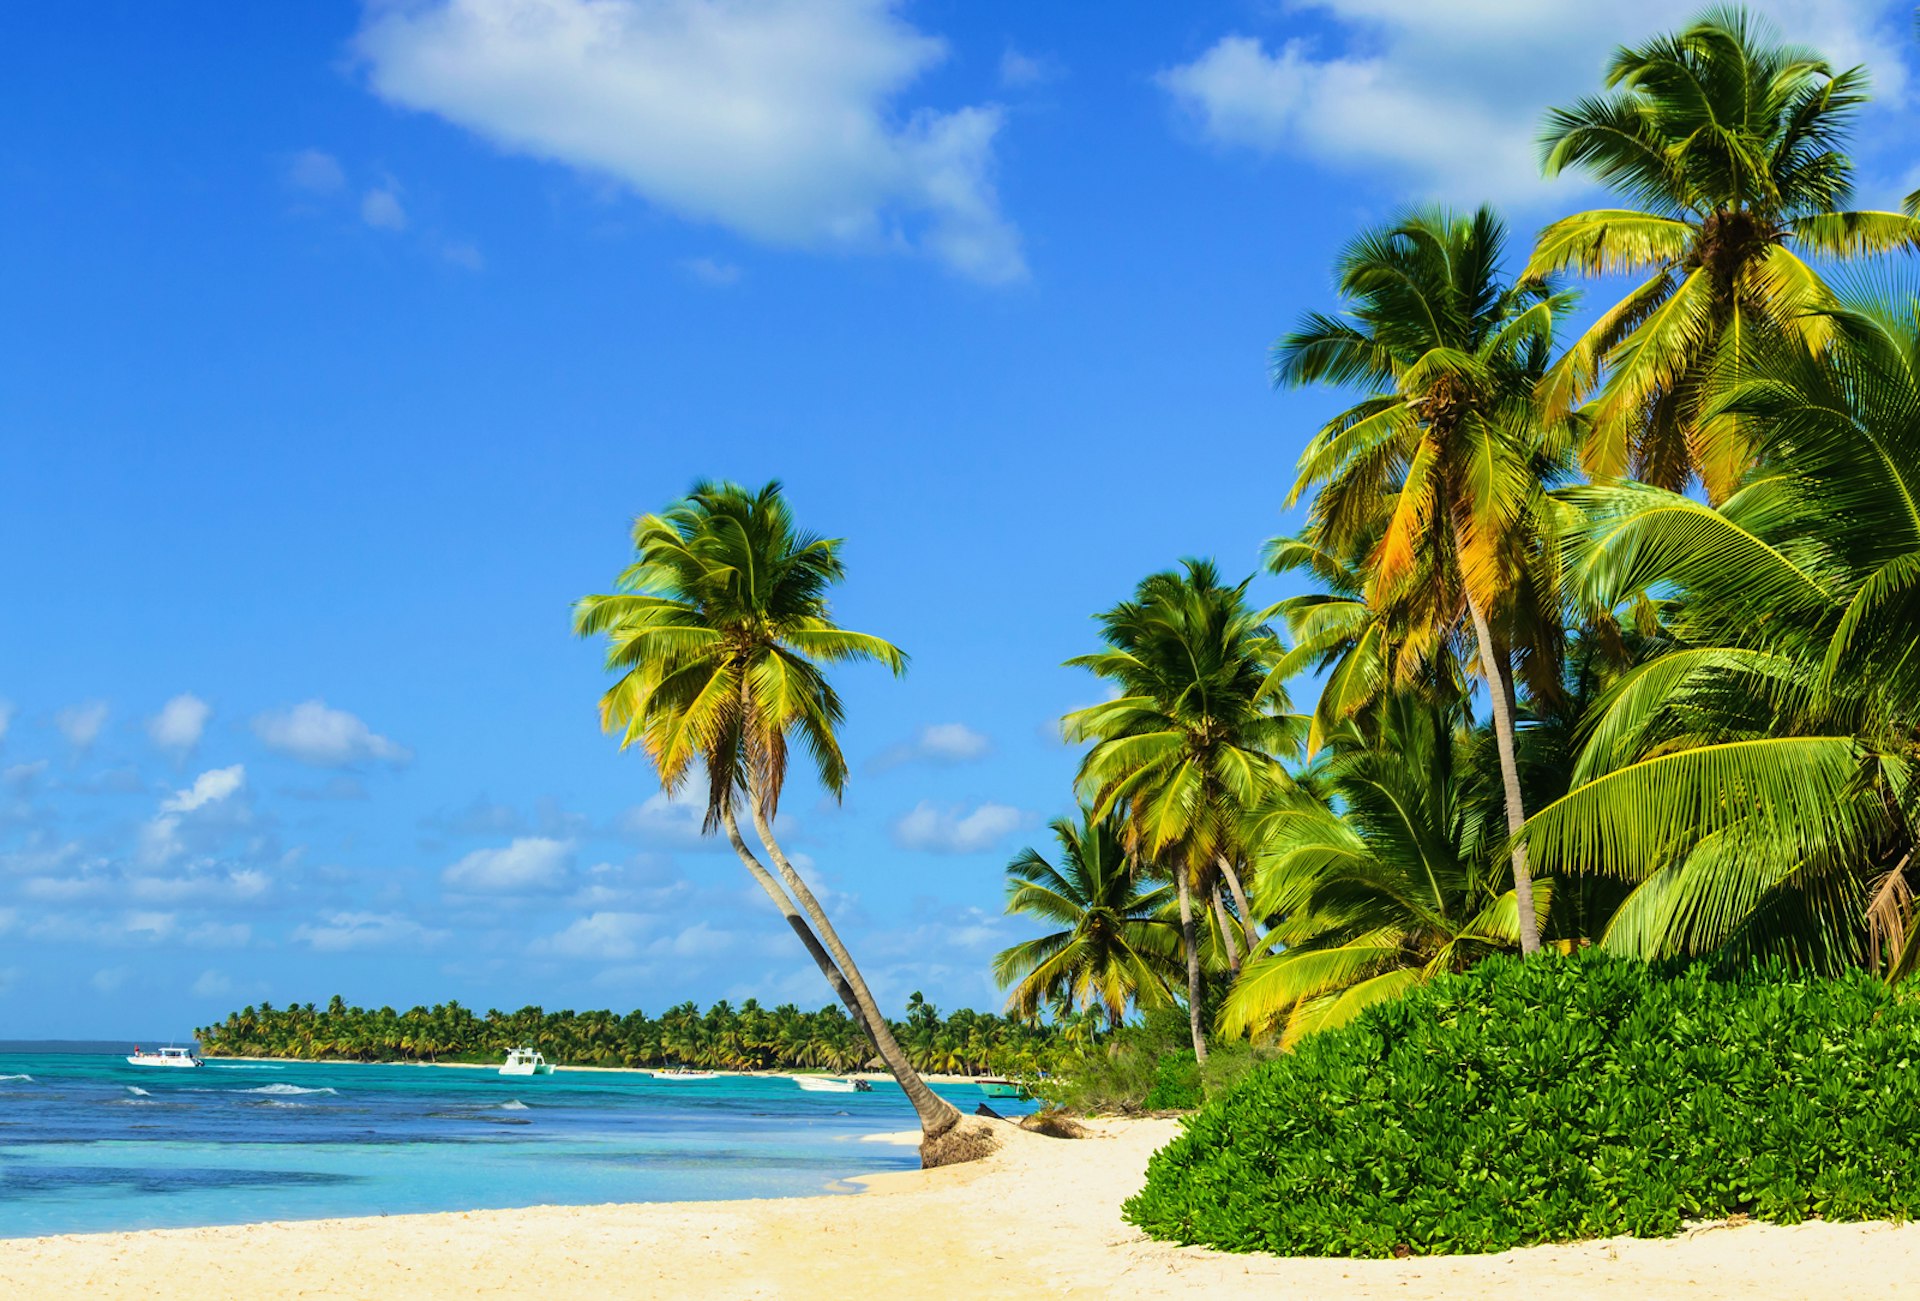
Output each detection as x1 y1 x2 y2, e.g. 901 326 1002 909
0 1047 1029 1238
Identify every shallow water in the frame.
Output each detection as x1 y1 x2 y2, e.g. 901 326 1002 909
0 1046 1030 1237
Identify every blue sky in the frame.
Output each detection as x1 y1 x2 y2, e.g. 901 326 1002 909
4 0 1917 1038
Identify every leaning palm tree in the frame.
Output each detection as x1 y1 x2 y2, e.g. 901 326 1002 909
1522 290 1920 973
1063 560 1297 1060
1276 206 1572 957
1223 691 1546 1046
574 479 981 1164
1531 7 1920 500
993 807 1182 1029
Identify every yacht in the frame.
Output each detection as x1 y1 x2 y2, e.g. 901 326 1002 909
499 1047 554 1076
793 1075 873 1093
127 1046 202 1068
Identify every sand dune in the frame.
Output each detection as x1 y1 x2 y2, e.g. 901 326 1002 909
2 1118 1914 1298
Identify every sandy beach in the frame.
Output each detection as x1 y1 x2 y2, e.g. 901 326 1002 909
3 1117 1913 1299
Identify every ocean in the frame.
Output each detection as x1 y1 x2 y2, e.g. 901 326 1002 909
0 1044 1033 1239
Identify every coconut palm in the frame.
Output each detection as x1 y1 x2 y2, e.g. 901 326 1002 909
1522 290 1920 972
993 807 1182 1029
1063 560 1297 1060
1531 7 1920 501
1222 691 1547 1046
573 479 977 1161
1274 205 1573 957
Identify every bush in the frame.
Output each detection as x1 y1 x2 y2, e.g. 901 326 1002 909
1030 1008 1272 1114
1144 1049 1202 1110
1123 951 1920 1257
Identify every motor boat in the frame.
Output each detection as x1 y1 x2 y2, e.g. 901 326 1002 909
127 1046 202 1068
973 1076 1029 1099
647 1068 718 1080
499 1047 554 1076
793 1075 873 1093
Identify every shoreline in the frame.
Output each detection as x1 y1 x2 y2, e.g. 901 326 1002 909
4 1118 1916 1298
206 1054 990 1085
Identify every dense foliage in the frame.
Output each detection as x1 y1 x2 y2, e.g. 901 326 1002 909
198 993 1062 1077
1125 952 1920 1256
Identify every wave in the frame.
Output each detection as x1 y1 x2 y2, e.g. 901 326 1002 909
211 1064 284 1071
125 1085 151 1096
498 1099 529 1111
240 1084 338 1096
0 1074 31 1082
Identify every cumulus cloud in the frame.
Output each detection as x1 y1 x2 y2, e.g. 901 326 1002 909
442 836 575 892
875 721 990 769
55 700 110 750
354 0 1025 282
148 694 212 753
141 764 246 865
537 910 653 960
286 148 347 193
890 800 1024 853
252 701 410 767
1157 0 1912 204
292 911 444 952
361 185 409 230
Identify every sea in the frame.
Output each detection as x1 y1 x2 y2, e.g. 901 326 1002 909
0 1043 1034 1239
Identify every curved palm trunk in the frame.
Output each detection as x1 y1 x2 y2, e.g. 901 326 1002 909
719 807 873 1039
1212 888 1243 975
1463 588 1543 955
1175 867 1209 1063
746 799 963 1140
1216 854 1260 953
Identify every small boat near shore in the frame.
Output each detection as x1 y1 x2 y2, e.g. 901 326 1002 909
973 1076 1029 1100
648 1068 718 1081
792 1075 873 1093
127 1046 202 1068
499 1047 554 1077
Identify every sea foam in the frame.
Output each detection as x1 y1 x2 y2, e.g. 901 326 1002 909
0 1074 32 1082
241 1084 337 1096
125 1085 151 1096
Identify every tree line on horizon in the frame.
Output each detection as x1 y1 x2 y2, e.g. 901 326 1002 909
994 7 1920 1062
195 992 1072 1077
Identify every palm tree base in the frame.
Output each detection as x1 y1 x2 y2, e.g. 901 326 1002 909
919 1115 1006 1169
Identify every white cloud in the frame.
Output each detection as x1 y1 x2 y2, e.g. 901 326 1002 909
191 969 235 998
438 238 485 269
148 694 212 752
142 764 246 865
127 869 270 904
56 700 110 749
616 789 708 844
998 48 1054 89
682 255 741 286
185 922 252 948
1157 1 1912 205
916 722 989 761
354 0 1025 282
361 186 409 230
252 701 410 767
91 967 132 994
537 910 654 960
293 911 444 952
890 800 1025 854
287 149 347 193
442 836 575 892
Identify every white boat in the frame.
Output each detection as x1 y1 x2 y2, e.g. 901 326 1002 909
499 1047 554 1076
793 1075 871 1093
648 1068 718 1081
127 1046 202 1068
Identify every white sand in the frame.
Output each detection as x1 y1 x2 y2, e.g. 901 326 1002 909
2 1118 1913 1298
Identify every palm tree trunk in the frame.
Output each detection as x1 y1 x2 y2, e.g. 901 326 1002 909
1175 866 1209 1063
1212 887 1242 974
719 807 874 1039
1462 587 1543 956
1216 854 1260 953
746 799 965 1140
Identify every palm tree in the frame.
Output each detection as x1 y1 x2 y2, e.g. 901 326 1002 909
1521 290 1920 972
1223 691 1546 1046
1531 7 1920 501
1275 206 1571 957
573 479 979 1163
1063 560 1296 1060
993 807 1182 1029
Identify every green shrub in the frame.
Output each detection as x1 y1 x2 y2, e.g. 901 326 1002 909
1144 1049 1202 1110
1124 951 1920 1257
1029 1008 1271 1114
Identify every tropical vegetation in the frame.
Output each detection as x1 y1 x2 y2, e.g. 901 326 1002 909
1125 952 1920 1256
197 994 1064 1077
992 7 1920 1114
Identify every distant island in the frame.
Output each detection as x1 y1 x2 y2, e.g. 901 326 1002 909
197 993 1064 1076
